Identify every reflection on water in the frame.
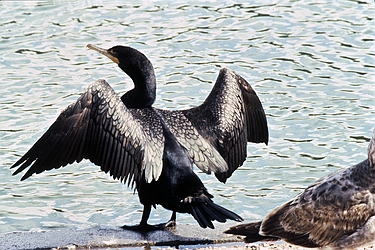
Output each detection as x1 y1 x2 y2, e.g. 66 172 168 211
0 0 374 233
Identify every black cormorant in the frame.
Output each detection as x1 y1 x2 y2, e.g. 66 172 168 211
225 129 375 249
11 44 268 231
134 119 242 231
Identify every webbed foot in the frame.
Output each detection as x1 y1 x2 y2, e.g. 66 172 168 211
121 223 162 232
164 219 176 228
121 209 177 232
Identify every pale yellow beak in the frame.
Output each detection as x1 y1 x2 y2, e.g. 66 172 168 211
87 44 120 65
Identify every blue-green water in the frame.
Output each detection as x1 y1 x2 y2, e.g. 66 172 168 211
0 0 374 234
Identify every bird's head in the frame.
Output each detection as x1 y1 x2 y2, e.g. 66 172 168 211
87 44 156 107
87 44 153 79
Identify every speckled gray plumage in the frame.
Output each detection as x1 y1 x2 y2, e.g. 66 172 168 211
226 129 375 249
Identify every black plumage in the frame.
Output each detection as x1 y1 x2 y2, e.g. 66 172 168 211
132 119 243 230
225 129 375 249
11 44 268 231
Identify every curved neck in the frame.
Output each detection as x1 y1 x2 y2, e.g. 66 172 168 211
120 59 156 108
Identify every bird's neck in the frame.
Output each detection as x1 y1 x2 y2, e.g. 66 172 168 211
121 71 156 108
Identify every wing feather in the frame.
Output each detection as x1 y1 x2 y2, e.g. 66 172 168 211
156 109 228 175
182 68 268 182
11 79 163 187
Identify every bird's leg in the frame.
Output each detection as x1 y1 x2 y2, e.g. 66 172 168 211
121 204 160 232
164 211 176 228
138 204 152 227
121 206 177 231
152 210 176 229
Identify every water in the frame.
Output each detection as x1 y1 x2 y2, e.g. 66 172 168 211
0 0 374 234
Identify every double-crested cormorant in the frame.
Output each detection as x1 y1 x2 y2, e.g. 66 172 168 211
225 129 375 249
11 44 268 231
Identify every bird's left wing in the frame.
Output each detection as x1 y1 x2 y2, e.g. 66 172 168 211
182 68 268 182
11 79 163 186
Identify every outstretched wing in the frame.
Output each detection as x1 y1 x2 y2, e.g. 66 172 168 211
11 79 164 187
181 68 268 182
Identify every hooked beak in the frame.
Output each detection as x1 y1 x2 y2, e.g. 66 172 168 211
87 44 119 65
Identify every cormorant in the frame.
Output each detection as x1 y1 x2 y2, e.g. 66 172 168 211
134 118 243 231
225 129 375 249
11 44 268 231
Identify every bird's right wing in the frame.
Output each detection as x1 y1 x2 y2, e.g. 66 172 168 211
11 79 164 187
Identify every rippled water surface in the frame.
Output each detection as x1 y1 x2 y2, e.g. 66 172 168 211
0 0 374 234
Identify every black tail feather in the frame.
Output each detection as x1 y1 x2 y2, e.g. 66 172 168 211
225 221 280 243
188 199 243 229
201 202 227 223
191 205 214 229
209 201 242 222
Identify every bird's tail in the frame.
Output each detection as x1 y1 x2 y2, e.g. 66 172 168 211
183 195 243 229
224 221 280 243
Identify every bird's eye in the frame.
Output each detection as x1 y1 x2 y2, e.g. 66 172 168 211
108 49 118 56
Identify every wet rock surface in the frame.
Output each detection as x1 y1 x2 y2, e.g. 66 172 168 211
0 224 242 250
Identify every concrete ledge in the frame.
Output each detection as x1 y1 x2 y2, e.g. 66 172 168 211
0 224 243 250
11 224 374 250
